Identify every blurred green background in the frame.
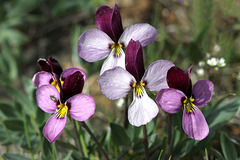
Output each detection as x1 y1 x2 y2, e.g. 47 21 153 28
0 0 240 159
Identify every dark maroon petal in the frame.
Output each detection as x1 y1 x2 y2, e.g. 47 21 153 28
62 71 84 102
167 66 192 97
38 58 52 73
47 57 63 77
96 6 115 41
125 39 145 81
111 3 123 42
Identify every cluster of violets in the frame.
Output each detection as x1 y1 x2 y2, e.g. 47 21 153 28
33 3 214 143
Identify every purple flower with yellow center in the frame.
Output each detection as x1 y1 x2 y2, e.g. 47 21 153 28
33 58 95 143
78 4 157 75
155 66 214 140
98 40 174 126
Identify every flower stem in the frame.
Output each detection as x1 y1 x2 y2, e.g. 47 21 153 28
81 122 110 160
124 95 129 128
165 114 172 160
142 125 149 160
75 120 88 158
72 119 84 156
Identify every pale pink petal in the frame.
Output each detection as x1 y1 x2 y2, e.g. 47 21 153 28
77 29 113 62
156 88 185 114
32 71 52 88
36 85 59 113
128 88 159 127
61 67 87 81
142 60 174 91
182 107 209 140
68 94 95 121
98 67 134 100
119 23 157 47
100 48 125 75
43 113 67 143
192 80 214 108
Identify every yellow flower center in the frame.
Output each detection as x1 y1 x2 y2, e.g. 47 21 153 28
51 78 64 93
111 42 123 57
132 81 145 97
183 96 195 113
57 103 68 118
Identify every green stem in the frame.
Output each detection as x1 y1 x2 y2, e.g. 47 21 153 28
124 95 129 128
52 143 58 160
75 120 88 158
72 119 84 156
165 114 172 160
81 122 110 160
143 125 149 160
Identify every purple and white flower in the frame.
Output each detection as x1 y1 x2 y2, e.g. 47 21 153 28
77 4 157 74
98 40 174 126
155 66 214 140
33 58 95 143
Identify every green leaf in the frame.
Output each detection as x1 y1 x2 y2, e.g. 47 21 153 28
3 153 29 160
63 150 73 160
3 119 24 132
211 148 225 160
0 101 16 118
110 123 131 146
220 132 238 160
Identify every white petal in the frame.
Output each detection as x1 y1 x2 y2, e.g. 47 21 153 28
128 88 159 127
142 60 174 91
100 48 125 75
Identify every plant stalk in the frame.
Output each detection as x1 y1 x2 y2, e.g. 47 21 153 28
72 119 84 156
165 114 172 160
143 125 149 160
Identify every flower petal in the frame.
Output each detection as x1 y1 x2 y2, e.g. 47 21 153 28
32 71 52 88
125 39 145 81
96 5 115 41
36 85 59 113
142 60 174 91
61 67 86 82
111 3 123 42
192 80 214 108
77 29 113 62
98 67 134 100
100 48 125 75
128 88 159 127
68 94 95 121
167 66 192 97
38 57 63 77
182 107 209 140
156 88 185 114
119 23 157 47
43 113 67 143
62 71 85 101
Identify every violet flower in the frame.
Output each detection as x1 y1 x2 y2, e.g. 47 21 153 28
155 66 214 140
98 40 174 126
33 58 95 143
78 3 157 75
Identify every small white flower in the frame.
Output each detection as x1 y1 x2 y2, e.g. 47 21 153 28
213 44 221 53
116 98 125 108
196 68 204 76
198 61 205 67
207 57 217 66
217 57 226 67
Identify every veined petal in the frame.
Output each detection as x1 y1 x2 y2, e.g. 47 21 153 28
119 23 157 47
100 48 125 75
193 80 214 108
96 5 115 41
77 29 113 62
32 71 52 88
111 3 123 42
156 88 185 114
182 107 209 140
36 85 59 113
61 67 86 82
47 57 63 77
43 113 67 143
62 71 84 101
98 67 134 100
142 60 174 91
128 88 159 127
167 66 192 97
125 39 145 81
68 94 95 121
